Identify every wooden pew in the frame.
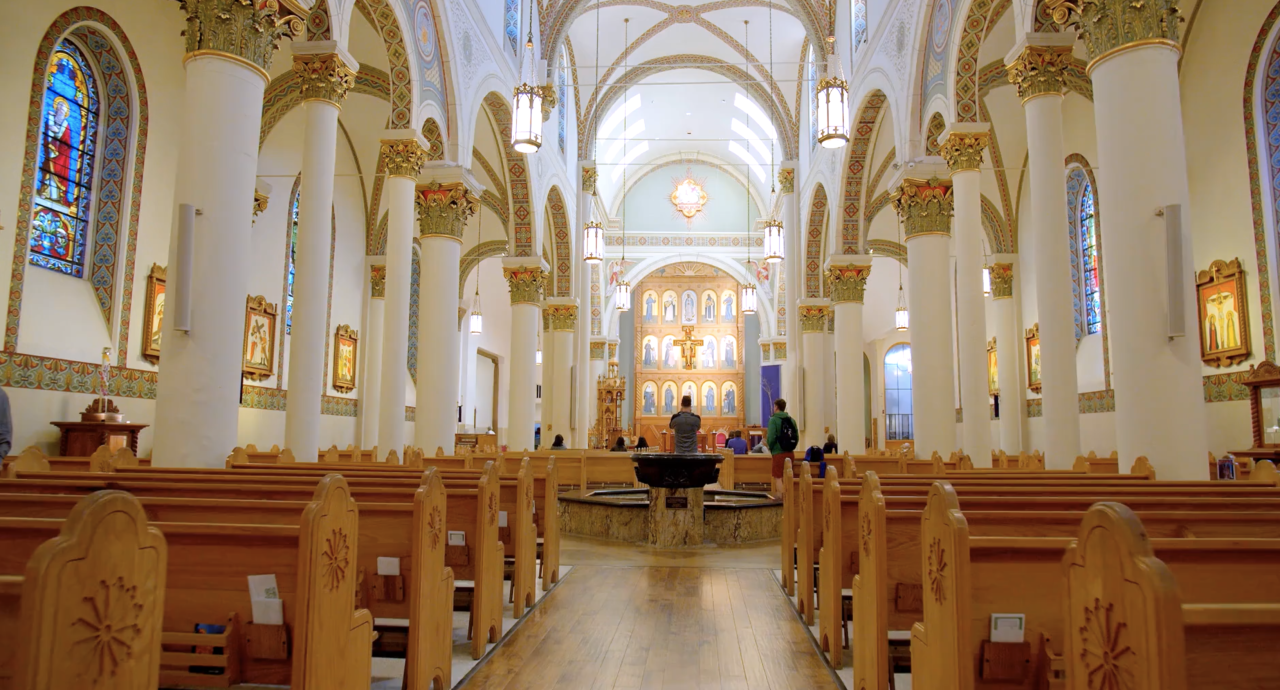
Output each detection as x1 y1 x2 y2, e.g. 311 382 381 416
727 453 774 489
1062 502 1280 689
1 444 149 477
0 490 166 690
0 475 374 688
909 484 1280 690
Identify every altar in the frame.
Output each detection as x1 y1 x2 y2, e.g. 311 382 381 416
557 452 781 547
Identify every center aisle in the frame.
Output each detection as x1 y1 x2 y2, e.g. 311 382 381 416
457 565 841 689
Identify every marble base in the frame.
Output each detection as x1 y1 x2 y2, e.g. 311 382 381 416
705 503 782 543
557 500 647 543
647 487 704 547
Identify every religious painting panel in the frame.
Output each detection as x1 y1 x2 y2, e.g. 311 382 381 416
700 381 717 416
987 337 998 395
661 335 677 369
243 295 278 381
642 381 658 415
641 335 659 368
1196 258 1251 367
661 381 678 415
681 290 697 325
701 289 717 323
332 324 358 393
721 289 736 322
642 290 659 324
141 264 165 364
722 381 738 416
722 335 738 368
700 336 717 370
662 290 678 323
682 381 697 410
1026 323 1041 393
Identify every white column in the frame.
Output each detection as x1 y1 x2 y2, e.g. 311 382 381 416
284 46 356 458
1008 35 1081 467
826 259 870 453
415 178 478 454
780 164 802 417
798 299 830 449
540 310 556 441
546 298 578 447
376 137 429 460
1080 17 1209 478
505 261 546 452
989 259 1023 455
941 125 994 464
574 161 597 448
359 264 386 447
153 8 290 468
588 338 606 445
893 166 957 459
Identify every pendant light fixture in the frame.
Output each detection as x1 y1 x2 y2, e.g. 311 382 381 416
982 266 991 296
582 0 604 265
816 36 850 148
511 0 542 153
742 127 757 315
759 13 784 264
468 202 484 334
895 213 909 331
614 17 631 312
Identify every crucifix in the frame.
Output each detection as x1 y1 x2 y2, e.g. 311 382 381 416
675 326 700 371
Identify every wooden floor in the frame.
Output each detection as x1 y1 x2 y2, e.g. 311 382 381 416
457 565 840 689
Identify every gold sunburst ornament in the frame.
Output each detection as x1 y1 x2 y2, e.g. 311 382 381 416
670 173 709 220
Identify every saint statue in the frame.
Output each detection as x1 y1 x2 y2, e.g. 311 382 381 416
663 341 676 368
644 293 656 322
683 294 695 323
702 341 715 369
724 340 735 367
724 388 736 414
663 297 676 322
643 386 656 415
704 295 715 322
643 341 655 367
723 293 735 321
704 386 716 414
664 386 675 414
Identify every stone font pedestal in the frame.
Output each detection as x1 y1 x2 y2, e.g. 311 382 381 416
646 487 704 547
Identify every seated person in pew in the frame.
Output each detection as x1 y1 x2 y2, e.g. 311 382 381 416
610 437 628 452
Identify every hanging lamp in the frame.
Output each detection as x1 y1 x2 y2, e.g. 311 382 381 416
816 36 850 148
982 266 991 295
760 14 784 264
615 18 631 312
511 0 542 153
468 203 484 334
582 0 604 264
894 213 908 330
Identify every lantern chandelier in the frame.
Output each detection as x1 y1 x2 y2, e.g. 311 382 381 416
760 13 784 264
582 0 604 265
742 124 757 316
615 17 632 312
469 200 484 334
510 0 541 153
895 211 908 331
816 36 850 149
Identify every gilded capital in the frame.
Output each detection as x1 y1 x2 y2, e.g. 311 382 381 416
416 182 477 240
540 84 558 122
773 342 787 360
590 340 606 360
608 341 618 360
1005 44 1073 101
799 304 830 333
826 264 872 304
891 177 954 239
989 262 1014 299
581 166 598 196
940 131 990 173
778 168 796 195
380 139 429 179
504 266 546 305
252 190 269 216
370 265 386 299
1045 0 1181 70
292 52 356 105
546 304 578 331
177 0 301 77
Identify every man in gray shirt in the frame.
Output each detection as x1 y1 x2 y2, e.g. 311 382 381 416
668 395 701 454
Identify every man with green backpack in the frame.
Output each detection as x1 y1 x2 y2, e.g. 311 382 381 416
766 398 799 495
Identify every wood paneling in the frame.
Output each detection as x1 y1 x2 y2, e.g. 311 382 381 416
458 565 840 689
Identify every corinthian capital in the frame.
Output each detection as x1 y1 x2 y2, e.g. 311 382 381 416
415 182 478 241
939 127 991 173
891 177 954 239
825 262 872 304
381 138 429 179
989 262 1014 299
1005 43 1073 102
292 52 356 105
778 167 796 194
1045 0 1181 69
545 302 578 331
799 302 830 333
504 265 546 305
177 0 302 78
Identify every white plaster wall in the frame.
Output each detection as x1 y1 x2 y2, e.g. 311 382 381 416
7 388 156 457
459 256 513 442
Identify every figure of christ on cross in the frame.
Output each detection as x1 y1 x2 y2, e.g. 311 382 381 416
675 326 700 371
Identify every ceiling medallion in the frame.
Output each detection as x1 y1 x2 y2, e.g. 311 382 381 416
670 169 709 224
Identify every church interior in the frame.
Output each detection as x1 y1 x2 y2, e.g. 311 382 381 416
3 0 1280 687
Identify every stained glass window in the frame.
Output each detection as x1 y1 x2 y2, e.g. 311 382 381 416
853 0 868 53
884 344 913 441
505 0 520 56
807 47 817 152
32 40 99 278
286 189 299 334
1080 181 1101 335
558 47 568 156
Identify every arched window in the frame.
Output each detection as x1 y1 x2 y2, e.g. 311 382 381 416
1066 164 1101 338
505 0 520 56
853 0 868 53
558 46 568 156
285 182 300 335
31 39 99 278
807 46 818 152
884 343 913 441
